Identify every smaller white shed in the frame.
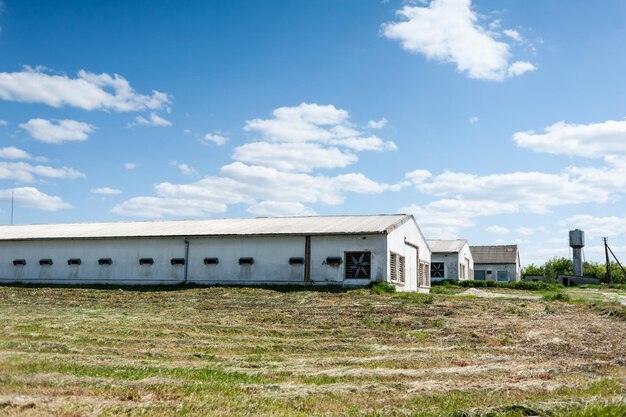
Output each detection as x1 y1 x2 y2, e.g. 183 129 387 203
427 239 474 282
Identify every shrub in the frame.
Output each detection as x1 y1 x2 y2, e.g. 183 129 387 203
371 281 396 295
542 292 571 302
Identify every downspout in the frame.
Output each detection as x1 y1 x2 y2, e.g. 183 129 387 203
183 239 190 284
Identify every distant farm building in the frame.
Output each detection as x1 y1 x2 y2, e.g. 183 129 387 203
427 239 474 282
470 245 521 282
0 214 431 292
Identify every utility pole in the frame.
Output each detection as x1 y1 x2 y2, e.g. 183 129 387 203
603 237 612 284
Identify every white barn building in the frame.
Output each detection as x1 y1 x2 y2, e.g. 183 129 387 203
0 214 431 292
470 245 521 282
427 239 474 282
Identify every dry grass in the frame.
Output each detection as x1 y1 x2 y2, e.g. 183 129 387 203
0 285 625 416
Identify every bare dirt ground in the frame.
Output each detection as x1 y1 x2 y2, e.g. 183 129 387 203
0 285 625 416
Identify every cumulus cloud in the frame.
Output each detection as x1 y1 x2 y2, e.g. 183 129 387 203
113 162 392 218
514 119 626 159
0 161 85 183
0 187 72 211
20 118 94 144
130 113 172 127
0 67 170 112
503 29 523 43
0 146 31 159
469 116 479 124
247 201 316 217
241 103 396 171
0 120 7 126
382 0 536 81
170 161 199 176
233 142 357 172
201 132 228 146
91 187 122 195
124 162 137 170
561 214 626 240
368 118 388 129
486 225 509 234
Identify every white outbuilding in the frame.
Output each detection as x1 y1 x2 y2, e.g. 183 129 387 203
427 239 474 282
0 214 431 292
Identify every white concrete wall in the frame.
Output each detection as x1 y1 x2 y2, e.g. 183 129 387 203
430 253 459 281
474 263 520 282
309 234 386 286
0 234 391 287
387 218 431 292
458 242 474 280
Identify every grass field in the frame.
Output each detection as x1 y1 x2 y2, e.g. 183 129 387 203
0 285 625 416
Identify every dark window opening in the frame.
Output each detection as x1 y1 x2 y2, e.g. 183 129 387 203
67 258 81 266
486 270 493 275
139 258 154 265
204 257 219 265
39 259 53 266
98 258 112 266
431 262 445 278
326 256 342 266
239 257 254 265
289 257 304 265
345 252 371 279
171 258 185 265
13 259 26 266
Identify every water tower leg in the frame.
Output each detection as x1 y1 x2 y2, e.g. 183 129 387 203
573 247 582 277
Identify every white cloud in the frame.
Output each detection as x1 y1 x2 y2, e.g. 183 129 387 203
0 146 31 159
241 103 396 171
247 201 316 217
170 161 199 176
0 120 7 126
514 119 626 159
469 116 479 124
515 226 546 236
124 162 137 170
130 113 172 127
202 132 228 146
0 161 85 183
0 187 72 211
368 118 388 129
561 214 626 240
486 225 509 234
20 118 94 144
382 0 536 81
402 199 518 238
91 187 122 195
405 169 432 185
503 29 523 43
233 142 357 172
113 162 392 218
0 67 170 112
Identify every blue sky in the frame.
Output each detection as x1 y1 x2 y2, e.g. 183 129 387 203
1 0 625 265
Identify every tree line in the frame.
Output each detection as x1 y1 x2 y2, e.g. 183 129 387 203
522 257 625 283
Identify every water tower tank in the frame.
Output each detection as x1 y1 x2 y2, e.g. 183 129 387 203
569 229 585 248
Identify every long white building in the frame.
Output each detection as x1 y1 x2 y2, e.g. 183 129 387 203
0 214 431 291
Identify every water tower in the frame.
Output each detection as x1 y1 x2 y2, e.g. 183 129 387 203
569 229 585 276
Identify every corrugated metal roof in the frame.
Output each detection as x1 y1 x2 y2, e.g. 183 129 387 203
470 245 519 264
0 214 412 241
427 239 467 253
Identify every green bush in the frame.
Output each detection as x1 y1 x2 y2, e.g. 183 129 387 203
542 292 571 302
371 281 396 295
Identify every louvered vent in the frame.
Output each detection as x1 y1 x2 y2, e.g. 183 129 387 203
345 252 371 279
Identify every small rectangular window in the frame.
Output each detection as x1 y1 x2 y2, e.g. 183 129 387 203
289 257 304 265
139 258 154 265
203 257 219 265
98 258 112 265
13 259 26 266
239 257 254 265
68 258 81 266
326 256 342 266
171 258 185 265
39 259 53 266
